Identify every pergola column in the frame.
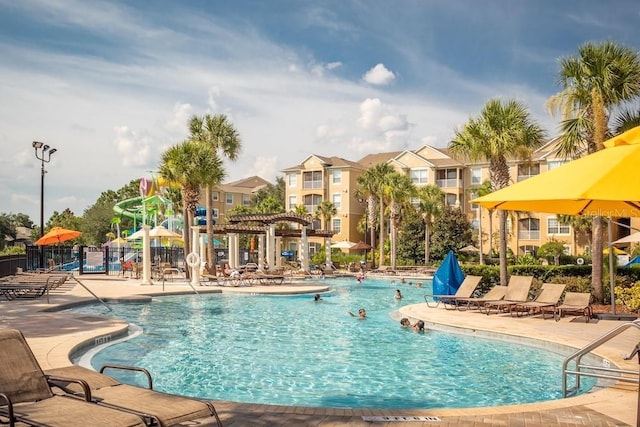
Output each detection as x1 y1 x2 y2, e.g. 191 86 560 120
190 226 201 286
300 226 309 271
266 223 276 271
258 234 265 272
141 225 152 285
325 236 332 271
275 236 283 269
229 233 239 268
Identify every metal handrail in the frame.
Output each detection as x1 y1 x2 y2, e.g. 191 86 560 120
562 319 640 397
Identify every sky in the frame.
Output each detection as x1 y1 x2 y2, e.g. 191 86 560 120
1 0 639 225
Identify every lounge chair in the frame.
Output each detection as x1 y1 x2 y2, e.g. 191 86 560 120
0 328 147 427
553 292 593 322
483 275 534 315
46 364 222 427
423 275 482 309
453 285 508 310
509 283 566 318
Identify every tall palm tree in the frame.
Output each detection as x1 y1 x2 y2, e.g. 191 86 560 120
315 200 337 230
547 41 640 303
357 162 395 267
475 180 494 261
416 184 445 264
450 98 546 286
384 172 416 269
159 140 225 268
189 114 242 274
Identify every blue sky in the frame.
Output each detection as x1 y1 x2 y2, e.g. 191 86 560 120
1 0 639 224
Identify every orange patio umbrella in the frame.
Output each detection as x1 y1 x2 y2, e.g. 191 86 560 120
35 226 82 246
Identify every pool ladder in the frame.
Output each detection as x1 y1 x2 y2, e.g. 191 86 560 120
562 319 640 397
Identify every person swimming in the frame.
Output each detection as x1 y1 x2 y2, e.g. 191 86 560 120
394 289 402 300
314 293 322 302
412 320 425 331
348 308 367 319
400 317 411 327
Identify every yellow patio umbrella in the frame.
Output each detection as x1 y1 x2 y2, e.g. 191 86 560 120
472 125 640 314
603 247 627 255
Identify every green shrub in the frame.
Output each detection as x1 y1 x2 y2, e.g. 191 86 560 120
615 281 640 313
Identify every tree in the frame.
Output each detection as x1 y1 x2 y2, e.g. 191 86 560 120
537 239 567 265
429 206 474 261
189 114 242 274
416 184 445 264
396 207 425 265
547 41 640 303
384 172 416 269
255 196 284 214
315 200 337 230
0 214 15 249
474 180 494 261
357 162 395 267
159 140 225 265
450 98 546 285
252 176 285 210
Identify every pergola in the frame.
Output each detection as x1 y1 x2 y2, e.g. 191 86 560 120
203 213 334 271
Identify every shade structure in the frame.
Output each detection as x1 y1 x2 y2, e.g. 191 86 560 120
105 237 128 247
459 244 480 253
34 227 82 246
126 228 145 240
432 250 465 296
330 240 357 249
148 226 182 239
350 241 372 250
471 125 640 316
613 231 640 245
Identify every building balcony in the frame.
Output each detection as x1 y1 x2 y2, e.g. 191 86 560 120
518 231 540 240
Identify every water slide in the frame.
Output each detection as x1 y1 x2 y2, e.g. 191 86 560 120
113 196 144 221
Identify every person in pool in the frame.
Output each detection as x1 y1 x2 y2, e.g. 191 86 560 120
348 308 367 319
314 293 322 302
394 289 402 300
412 320 425 331
400 317 411 327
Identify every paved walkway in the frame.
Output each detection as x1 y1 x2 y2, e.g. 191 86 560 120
1 274 639 426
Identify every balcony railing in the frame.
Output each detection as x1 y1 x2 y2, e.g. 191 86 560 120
436 178 459 188
303 181 323 189
518 231 540 240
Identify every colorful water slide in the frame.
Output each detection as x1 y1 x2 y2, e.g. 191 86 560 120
113 197 144 221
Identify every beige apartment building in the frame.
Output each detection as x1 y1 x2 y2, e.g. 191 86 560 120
283 138 639 260
207 176 271 225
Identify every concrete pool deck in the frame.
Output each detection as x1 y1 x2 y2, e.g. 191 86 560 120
1 274 638 426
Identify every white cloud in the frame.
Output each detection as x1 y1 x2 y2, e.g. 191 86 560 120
363 63 396 85
113 126 153 167
250 156 279 181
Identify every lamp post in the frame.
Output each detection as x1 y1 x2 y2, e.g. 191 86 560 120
32 141 57 269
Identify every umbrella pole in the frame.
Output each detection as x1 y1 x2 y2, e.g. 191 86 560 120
608 219 616 315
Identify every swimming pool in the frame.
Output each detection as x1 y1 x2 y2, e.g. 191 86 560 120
68 277 596 409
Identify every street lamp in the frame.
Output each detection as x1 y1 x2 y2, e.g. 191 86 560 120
32 141 57 269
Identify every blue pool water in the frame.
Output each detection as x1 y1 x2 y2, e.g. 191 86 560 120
68 277 595 409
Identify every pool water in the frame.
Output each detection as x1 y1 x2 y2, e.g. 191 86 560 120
68 277 595 409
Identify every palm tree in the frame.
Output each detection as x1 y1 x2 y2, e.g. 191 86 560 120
475 180 494 261
159 140 225 268
450 98 546 286
315 200 337 230
384 172 416 269
547 41 640 303
189 114 242 274
416 184 445 264
357 162 395 267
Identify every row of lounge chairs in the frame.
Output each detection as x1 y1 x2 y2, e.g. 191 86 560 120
424 275 593 322
202 271 287 287
0 272 71 301
0 329 223 427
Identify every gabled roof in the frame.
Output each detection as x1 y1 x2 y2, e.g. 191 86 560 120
282 154 364 172
356 152 401 168
219 176 270 194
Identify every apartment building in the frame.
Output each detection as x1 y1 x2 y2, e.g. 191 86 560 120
284 138 638 259
206 176 271 224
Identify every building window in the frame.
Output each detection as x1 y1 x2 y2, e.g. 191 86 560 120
309 242 321 256
410 168 428 185
445 193 458 207
226 193 233 204
517 163 540 181
242 195 251 206
288 195 297 211
520 245 539 256
471 218 479 229
288 173 297 187
304 194 322 213
332 193 341 209
471 167 482 185
436 169 458 188
303 171 322 189
518 218 540 240
332 218 341 233
212 208 219 218
469 192 478 210
547 216 570 235
331 169 342 184
547 160 566 170
212 191 219 201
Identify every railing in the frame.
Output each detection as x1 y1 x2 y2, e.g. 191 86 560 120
302 181 322 189
435 178 459 188
518 231 540 240
562 320 640 397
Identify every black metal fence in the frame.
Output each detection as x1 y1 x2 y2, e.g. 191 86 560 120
24 245 186 276
0 254 27 277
